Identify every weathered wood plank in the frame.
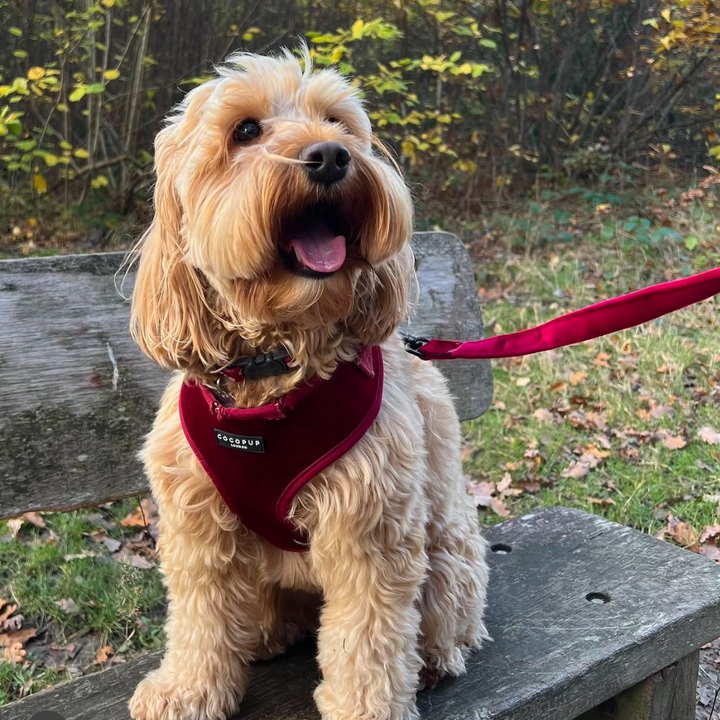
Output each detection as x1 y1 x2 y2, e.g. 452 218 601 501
0 233 491 520
579 652 700 720
2 508 719 720
402 231 493 420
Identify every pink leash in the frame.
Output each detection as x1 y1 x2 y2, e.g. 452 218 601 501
404 266 720 361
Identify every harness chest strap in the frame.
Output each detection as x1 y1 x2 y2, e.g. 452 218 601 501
179 346 383 552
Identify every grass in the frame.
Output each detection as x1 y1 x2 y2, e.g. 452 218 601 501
1 182 720 703
462 185 720 534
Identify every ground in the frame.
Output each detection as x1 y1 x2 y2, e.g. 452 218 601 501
1 183 719 713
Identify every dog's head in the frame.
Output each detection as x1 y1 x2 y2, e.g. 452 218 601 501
131 49 414 374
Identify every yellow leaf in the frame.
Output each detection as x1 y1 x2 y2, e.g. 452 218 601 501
33 174 47 193
351 19 364 39
401 140 415 154
27 67 45 81
74 148 89 159
661 8 671 23
103 69 120 81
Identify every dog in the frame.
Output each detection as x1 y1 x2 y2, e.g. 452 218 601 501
127 48 489 720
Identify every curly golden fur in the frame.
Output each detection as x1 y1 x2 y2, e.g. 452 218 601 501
128 48 489 720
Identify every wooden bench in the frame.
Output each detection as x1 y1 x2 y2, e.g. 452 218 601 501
1 232 720 720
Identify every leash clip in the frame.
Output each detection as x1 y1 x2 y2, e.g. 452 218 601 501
399 331 429 358
231 348 294 381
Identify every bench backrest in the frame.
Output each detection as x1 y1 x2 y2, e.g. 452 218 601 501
0 231 492 520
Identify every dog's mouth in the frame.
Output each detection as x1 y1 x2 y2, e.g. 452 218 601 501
279 203 352 278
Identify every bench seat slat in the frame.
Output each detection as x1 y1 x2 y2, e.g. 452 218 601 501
3 508 719 720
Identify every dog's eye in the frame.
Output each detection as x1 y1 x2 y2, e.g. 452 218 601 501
233 119 261 143
326 116 341 124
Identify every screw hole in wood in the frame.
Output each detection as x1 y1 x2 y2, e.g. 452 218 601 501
491 543 512 555
586 592 611 604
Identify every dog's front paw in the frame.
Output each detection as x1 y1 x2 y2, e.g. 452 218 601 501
128 668 242 720
314 680 420 720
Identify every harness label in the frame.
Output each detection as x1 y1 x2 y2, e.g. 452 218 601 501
214 429 265 454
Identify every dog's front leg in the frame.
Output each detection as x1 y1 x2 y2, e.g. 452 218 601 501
129 492 264 720
311 525 427 720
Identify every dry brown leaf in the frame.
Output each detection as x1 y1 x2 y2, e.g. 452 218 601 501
496 473 512 495
533 408 554 424
700 525 720 544
666 515 698 547
490 497 511 518
0 602 18 628
120 498 158 528
112 547 155 570
95 644 114 664
698 426 720 445
22 512 46 529
699 544 720 562
588 497 616 506
562 462 591 479
0 627 37 648
6 518 24 539
569 371 588 386
5 640 26 664
549 380 567 392
657 431 687 450
466 480 495 508
593 352 611 367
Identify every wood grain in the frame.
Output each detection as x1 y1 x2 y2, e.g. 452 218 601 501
3 508 720 720
579 652 700 720
0 232 491 520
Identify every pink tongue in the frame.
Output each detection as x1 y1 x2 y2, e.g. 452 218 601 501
288 224 346 273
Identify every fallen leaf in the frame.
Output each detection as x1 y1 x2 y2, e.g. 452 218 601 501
120 498 158 528
6 518 24 539
4 640 27 664
698 426 720 445
515 377 531 388
490 497 511 518
492 401 506 411
569 371 587 386
0 602 18 629
699 544 720 562
533 408 554 424
22 512 46 529
466 480 495 508
0 627 37 647
666 515 698 548
496 473 512 494
95 644 114 664
588 497 616 506
55 598 82 616
657 431 687 450
112 548 155 570
700 525 720 544
549 380 567 392
593 351 611 367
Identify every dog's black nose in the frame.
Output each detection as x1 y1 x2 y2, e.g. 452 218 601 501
301 142 351 186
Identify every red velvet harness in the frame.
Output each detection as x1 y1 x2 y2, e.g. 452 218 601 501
179 347 383 552
179 266 720 552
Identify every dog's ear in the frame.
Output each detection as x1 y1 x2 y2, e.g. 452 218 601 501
347 244 416 347
130 122 221 372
